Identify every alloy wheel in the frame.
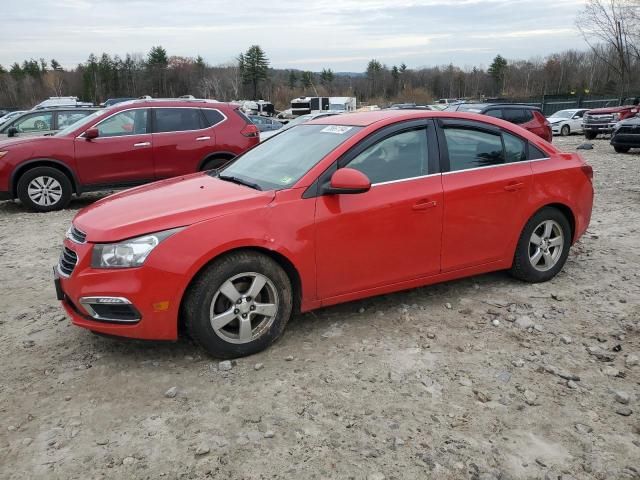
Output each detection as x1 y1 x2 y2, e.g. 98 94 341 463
528 220 564 272
27 176 63 207
209 272 279 344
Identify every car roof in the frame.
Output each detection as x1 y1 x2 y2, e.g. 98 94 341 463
111 99 229 110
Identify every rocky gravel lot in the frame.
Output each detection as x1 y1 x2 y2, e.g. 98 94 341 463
0 136 639 480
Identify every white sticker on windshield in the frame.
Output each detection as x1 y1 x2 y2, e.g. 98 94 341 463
321 125 353 134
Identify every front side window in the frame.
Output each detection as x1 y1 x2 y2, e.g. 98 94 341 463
97 109 147 137
444 128 504 171
346 128 428 184
221 124 362 190
154 108 203 133
12 112 53 132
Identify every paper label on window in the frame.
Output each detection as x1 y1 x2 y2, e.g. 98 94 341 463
321 125 353 134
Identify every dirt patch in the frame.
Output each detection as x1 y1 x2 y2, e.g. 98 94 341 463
0 137 638 479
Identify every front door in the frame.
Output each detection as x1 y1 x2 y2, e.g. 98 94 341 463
438 120 533 271
314 122 443 300
75 108 154 186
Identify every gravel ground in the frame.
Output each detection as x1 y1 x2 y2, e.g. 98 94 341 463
0 136 638 480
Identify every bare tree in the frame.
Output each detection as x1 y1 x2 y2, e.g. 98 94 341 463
576 0 640 97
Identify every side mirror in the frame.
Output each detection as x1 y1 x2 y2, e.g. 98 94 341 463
84 127 99 140
323 168 371 195
7 127 18 138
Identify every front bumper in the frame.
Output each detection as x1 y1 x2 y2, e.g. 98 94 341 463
56 238 183 340
583 122 616 133
611 132 640 147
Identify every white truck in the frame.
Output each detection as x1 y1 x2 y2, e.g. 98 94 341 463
290 96 356 116
239 100 275 117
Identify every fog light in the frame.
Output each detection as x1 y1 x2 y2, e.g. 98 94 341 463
79 297 141 323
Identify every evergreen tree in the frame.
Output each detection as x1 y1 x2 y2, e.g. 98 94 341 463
238 45 269 99
287 70 298 89
301 71 314 89
50 59 62 71
488 54 508 94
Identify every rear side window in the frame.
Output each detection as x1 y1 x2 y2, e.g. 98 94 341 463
154 108 203 133
485 109 503 119
528 144 547 160
12 112 53 132
202 108 224 127
58 111 91 128
443 128 504 171
503 109 533 124
503 133 527 163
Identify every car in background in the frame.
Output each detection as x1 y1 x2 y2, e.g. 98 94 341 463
249 115 283 133
54 109 593 358
0 107 98 139
610 116 640 152
32 96 93 110
386 103 434 110
0 110 26 126
102 98 137 108
582 104 639 139
260 112 341 141
547 109 588 136
447 103 552 142
0 99 259 211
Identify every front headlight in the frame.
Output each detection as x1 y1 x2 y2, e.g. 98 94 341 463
91 227 183 268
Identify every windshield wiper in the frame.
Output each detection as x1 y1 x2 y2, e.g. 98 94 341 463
218 174 262 191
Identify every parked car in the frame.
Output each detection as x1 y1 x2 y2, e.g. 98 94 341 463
546 109 588 136
0 99 259 211
102 97 137 108
249 115 283 133
0 107 98 139
0 110 26 126
260 112 341 141
32 96 93 110
448 103 552 142
582 104 639 139
610 116 640 152
54 110 593 358
386 103 434 110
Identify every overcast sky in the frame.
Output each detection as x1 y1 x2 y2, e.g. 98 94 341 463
1 0 587 72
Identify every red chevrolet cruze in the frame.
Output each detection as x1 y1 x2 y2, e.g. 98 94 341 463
55 110 594 358
0 99 259 211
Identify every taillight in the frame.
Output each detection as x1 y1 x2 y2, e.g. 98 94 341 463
581 164 593 182
241 124 259 138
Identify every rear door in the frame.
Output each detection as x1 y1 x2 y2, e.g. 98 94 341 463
151 107 216 178
437 119 533 271
74 108 154 185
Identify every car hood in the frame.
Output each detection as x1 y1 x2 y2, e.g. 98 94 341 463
0 135 56 149
547 117 566 123
586 106 634 114
73 172 276 242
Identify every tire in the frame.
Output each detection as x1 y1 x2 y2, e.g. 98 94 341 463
510 207 571 283
16 166 72 212
584 131 597 140
560 124 570 136
34 120 47 130
201 157 232 172
614 145 630 153
183 251 293 358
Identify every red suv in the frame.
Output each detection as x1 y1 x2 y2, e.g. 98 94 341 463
0 99 259 211
447 103 552 142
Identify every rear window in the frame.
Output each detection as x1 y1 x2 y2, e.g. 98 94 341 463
503 109 534 124
202 108 225 127
234 108 253 125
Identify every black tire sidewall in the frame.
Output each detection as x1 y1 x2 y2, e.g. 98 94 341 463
185 252 293 358
202 157 232 171
585 131 597 140
511 207 572 283
614 146 630 153
17 166 72 212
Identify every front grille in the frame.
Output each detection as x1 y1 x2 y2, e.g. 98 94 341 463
66 225 87 244
58 246 78 276
584 114 614 124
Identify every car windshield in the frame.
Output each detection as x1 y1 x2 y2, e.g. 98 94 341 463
55 110 102 136
551 110 573 119
220 124 362 191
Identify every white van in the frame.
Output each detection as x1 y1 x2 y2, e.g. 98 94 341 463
32 97 93 110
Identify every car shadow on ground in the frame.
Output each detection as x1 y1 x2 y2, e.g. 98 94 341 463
0 192 113 214
77 270 514 361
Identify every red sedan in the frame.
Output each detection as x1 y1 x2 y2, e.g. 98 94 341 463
55 110 594 358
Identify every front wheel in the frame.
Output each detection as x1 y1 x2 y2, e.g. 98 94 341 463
584 131 597 140
183 251 293 358
16 166 72 212
614 145 630 153
201 157 233 172
510 207 571 283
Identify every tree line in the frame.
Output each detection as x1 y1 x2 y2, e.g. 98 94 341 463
1 1 639 109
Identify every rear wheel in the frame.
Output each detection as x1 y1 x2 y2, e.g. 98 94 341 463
184 251 293 358
16 166 72 212
560 124 570 136
584 131 597 140
201 156 233 172
510 207 571 283
614 145 630 153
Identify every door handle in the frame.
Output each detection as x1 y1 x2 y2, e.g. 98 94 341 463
412 200 437 210
196 136 211 141
504 182 524 192
133 142 151 147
